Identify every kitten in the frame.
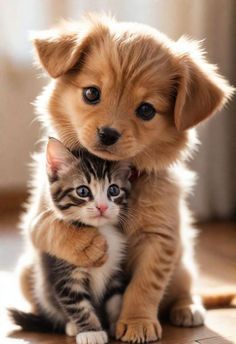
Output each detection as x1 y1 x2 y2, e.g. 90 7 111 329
10 138 131 344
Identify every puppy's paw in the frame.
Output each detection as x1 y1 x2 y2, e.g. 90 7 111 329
76 330 108 344
65 321 77 336
88 233 109 267
170 303 206 327
75 233 108 267
116 318 162 343
83 234 108 267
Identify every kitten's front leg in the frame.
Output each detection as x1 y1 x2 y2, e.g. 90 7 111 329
30 211 108 267
55 273 108 344
106 293 123 337
104 274 125 337
116 231 178 343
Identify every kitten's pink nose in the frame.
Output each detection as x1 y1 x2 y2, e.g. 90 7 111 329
96 204 108 214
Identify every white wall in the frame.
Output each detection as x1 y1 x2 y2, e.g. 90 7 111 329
0 63 43 191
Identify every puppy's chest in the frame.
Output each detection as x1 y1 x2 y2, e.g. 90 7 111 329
128 173 159 211
126 170 175 235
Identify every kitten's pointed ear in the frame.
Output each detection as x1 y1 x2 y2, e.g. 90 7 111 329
46 138 75 177
31 24 89 78
117 161 132 181
174 38 234 131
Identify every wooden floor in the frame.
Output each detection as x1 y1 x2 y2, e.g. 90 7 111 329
0 210 236 344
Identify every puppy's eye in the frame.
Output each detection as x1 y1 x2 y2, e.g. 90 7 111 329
136 102 156 121
82 87 101 104
108 184 120 197
76 186 91 198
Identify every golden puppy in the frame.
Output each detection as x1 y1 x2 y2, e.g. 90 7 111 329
20 14 234 342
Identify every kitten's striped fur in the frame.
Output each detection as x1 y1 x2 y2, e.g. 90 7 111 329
10 139 131 344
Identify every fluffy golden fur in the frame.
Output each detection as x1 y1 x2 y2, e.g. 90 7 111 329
20 14 234 342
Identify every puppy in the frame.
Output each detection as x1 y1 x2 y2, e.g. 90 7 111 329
20 14 234 342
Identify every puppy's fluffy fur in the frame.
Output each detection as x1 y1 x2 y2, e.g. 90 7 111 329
20 14 234 342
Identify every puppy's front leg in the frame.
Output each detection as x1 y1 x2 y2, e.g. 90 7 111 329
30 211 108 267
116 231 179 343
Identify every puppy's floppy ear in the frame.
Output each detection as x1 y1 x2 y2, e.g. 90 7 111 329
174 38 234 131
31 24 89 78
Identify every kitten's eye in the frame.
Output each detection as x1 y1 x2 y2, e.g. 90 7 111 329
82 87 101 104
136 102 156 121
76 186 91 198
108 184 120 197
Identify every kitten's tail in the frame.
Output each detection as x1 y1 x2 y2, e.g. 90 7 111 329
8 308 64 333
201 289 236 308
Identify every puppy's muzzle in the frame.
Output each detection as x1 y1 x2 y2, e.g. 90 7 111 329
97 127 121 146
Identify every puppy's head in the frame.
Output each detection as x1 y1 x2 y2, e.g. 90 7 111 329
33 15 234 170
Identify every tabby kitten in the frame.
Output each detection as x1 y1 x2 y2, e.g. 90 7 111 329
10 138 131 344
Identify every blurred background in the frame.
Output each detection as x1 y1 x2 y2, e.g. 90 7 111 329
0 0 236 221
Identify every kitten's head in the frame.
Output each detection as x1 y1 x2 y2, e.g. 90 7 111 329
46 138 131 227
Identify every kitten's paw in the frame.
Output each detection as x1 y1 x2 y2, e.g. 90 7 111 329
65 321 77 336
170 303 206 327
116 318 162 343
76 330 108 344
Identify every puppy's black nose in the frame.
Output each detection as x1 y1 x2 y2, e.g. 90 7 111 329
98 127 121 146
